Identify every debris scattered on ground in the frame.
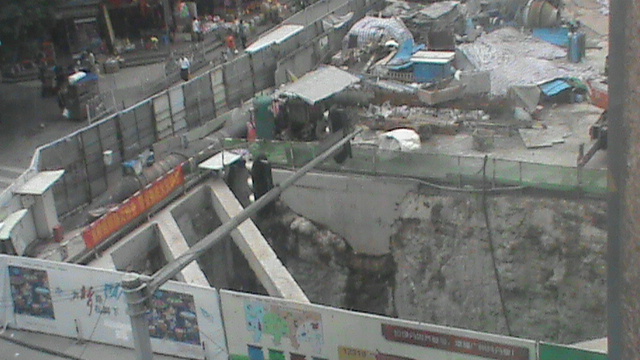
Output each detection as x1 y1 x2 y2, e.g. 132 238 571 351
518 125 570 148
380 0 465 44
361 103 470 135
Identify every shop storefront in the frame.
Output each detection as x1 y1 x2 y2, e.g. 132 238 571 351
54 0 174 56
54 0 105 56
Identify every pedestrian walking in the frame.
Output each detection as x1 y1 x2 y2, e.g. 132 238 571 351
87 51 98 73
192 17 203 42
38 59 48 97
238 19 248 49
150 36 159 50
179 56 191 81
54 65 65 91
225 31 238 59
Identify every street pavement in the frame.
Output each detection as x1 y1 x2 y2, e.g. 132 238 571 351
0 35 223 192
0 80 87 192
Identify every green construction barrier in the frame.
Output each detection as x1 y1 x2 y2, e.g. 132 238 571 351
539 342 608 360
220 139 608 195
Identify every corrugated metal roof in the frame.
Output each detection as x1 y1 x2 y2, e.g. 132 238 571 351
276 66 360 105
14 170 65 195
245 24 304 53
539 78 572 96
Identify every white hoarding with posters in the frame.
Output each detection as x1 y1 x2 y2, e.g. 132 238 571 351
220 290 536 360
0 255 227 360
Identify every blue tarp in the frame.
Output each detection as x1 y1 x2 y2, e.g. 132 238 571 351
387 41 426 70
388 39 416 69
533 28 570 47
539 78 572 96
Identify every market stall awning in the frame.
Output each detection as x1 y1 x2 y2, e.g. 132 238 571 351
275 66 360 105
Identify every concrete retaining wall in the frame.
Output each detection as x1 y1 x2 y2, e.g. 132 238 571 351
273 169 418 255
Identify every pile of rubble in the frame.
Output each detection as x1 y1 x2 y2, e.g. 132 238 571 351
458 27 599 96
266 0 608 167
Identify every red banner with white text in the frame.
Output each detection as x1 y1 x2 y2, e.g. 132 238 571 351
82 164 185 249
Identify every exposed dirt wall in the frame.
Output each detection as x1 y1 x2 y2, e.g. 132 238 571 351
393 191 606 343
257 190 607 344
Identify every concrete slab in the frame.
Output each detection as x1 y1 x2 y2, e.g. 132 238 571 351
518 126 569 149
14 170 64 195
207 179 310 303
154 211 209 286
86 178 308 302
572 337 607 353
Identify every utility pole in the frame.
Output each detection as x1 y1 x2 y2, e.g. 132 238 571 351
123 129 361 359
607 0 638 358
123 274 153 360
